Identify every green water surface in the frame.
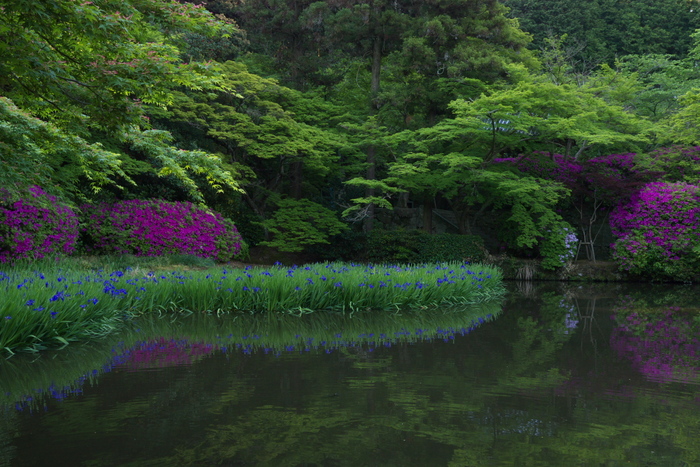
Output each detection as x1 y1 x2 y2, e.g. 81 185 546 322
1 282 699 466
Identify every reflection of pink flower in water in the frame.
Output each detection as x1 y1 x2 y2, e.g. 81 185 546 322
611 310 700 383
122 338 217 371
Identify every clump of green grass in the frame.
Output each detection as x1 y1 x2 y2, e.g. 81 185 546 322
0 261 504 354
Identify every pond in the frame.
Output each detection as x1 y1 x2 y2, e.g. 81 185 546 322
1 282 699 466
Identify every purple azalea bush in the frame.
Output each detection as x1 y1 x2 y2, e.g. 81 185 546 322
0 186 79 263
610 182 700 280
494 152 644 201
81 199 244 262
493 152 584 188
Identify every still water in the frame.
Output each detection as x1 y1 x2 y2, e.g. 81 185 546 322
1 282 699 466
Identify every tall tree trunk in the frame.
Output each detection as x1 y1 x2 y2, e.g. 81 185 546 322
363 144 376 232
290 159 303 200
457 208 471 235
363 31 383 233
422 194 433 233
370 31 382 105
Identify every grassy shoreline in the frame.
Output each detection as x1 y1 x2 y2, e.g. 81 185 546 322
1 258 505 355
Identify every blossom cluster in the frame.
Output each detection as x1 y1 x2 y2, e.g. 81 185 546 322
0 186 79 263
610 182 700 279
81 199 244 262
560 228 579 263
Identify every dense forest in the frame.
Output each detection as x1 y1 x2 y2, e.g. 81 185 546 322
3 0 700 279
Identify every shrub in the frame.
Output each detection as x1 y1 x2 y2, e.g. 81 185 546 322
366 230 486 264
640 145 700 183
0 186 79 263
80 199 245 262
610 182 700 280
538 223 579 270
308 229 369 262
258 198 348 252
493 152 583 188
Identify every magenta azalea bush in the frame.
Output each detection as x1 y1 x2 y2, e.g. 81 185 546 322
494 152 645 201
493 152 584 187
610 182 700 280
0 186 79 263
80 199 244 262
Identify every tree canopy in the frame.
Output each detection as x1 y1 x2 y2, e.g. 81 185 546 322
0 0 242 201
5 0 700 266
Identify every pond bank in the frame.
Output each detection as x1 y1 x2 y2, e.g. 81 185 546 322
243 247 696 283
245 247 632 283
484 256 630 282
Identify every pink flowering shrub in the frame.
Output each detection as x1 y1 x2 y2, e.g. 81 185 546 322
494 152 647 202
80 199 244 262
610 182 700 280
0 186 79 263
493 152 583 188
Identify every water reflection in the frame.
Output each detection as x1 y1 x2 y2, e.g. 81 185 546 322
2 283 700 466
1 302 501 413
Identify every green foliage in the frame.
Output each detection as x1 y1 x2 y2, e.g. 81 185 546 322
446 78 650 158
366 230 485 264
663 89 700 145
538 222 578 270
636 146 700 184
504 0 700 66
258 199 348 253
0 97 130 201
231 0 535 91
149 61 346 213
180 25 249 63
307 229 370 262
123 129 243 202
615 54 700 122
0 0 235 132
416 233 487 263
0 0 243 207
497 176 570 249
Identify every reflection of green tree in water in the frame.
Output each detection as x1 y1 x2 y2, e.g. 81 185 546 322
147 304 573 466
7 287 700 465
0 414 17 467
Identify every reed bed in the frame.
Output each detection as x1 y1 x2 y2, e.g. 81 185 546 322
0 261 504 354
